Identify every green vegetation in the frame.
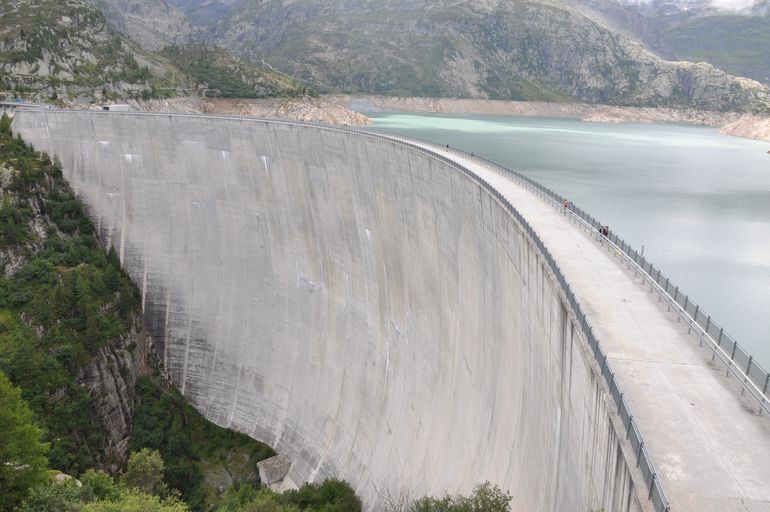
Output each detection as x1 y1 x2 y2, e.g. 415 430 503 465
21 463 188 512
21 467 366 512
0 1 317 103
0 0 171 100
217 480 361 512
129 375 275 510
410 483 511 512
0 371 49 511
0 114 140 475
0 116 511 512
160 45 314 99
0 115 274 510
121 449 170 497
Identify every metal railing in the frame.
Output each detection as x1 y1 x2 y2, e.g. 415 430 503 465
17 109 670 510
412 140 770 418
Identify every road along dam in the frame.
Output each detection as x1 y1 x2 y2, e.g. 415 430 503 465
12 111 770 512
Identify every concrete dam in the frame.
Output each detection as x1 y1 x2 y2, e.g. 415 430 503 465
12 111 770 512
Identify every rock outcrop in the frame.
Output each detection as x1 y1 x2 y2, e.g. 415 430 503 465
200 98 373 125
719 115 770 142
78 314 150 472
0 0 167 102
82 96 373 126
88 0 193 51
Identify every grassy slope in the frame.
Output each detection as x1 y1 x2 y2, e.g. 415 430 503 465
159 44 313 98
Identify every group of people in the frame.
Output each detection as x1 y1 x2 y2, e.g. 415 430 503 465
563 198 609 237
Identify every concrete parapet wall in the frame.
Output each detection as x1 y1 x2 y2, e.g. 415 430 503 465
14 111 644 511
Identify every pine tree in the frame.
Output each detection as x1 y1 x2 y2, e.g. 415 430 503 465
0 371 49 511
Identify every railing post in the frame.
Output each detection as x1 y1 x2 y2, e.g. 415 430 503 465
763 373 769 395
637 441 644 466
673 287 679 318
727 342 738 377
649 473 657 500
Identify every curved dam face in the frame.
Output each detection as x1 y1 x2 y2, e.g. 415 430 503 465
14 111 644 511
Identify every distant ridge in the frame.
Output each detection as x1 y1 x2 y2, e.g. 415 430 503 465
90 0 770 112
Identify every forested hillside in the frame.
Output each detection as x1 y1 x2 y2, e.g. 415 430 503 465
0 115 275 510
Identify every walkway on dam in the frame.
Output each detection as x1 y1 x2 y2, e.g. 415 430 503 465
404 139 770 511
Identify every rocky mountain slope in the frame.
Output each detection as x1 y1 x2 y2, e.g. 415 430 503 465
0 0 317 105
159 44 312 98
561 0 675 58
620 0 770 86
0 0 177 103
89 0 194 51
103 0 770 112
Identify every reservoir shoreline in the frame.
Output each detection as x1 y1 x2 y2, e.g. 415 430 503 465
329 94 770 143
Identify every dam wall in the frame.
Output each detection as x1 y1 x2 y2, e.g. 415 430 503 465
13 111 645 511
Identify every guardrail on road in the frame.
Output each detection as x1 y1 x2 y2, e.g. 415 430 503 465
443 146 770 418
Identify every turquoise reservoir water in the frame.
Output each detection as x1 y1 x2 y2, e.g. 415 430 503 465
368 113 770 369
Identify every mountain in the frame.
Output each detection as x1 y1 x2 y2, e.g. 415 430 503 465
116 0 769 112
7 0 766 111
160 44 313 98
0 0 314 104
88 0 194 51
563 0 674 58
619 0 770 86
0 0 179 102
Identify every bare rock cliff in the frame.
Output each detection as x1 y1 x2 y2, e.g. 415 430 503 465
78 314 151 472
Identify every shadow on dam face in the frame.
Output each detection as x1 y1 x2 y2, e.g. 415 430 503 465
13 111 646 511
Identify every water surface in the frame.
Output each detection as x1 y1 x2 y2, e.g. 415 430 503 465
368 113 770 369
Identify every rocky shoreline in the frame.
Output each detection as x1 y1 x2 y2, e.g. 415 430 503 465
114 96 373 126
73 94 770 144
328 95 770 143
